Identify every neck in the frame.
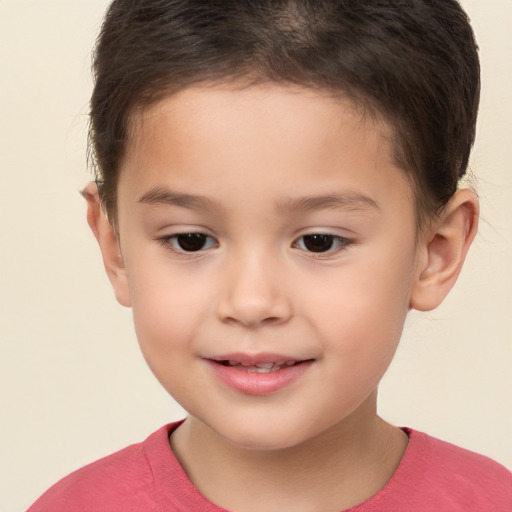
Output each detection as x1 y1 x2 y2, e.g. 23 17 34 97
170 395 408 512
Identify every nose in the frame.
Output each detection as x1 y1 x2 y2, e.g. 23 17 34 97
216 251 292 328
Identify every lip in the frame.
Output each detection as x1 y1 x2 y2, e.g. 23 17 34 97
209 352 300 366
205 353 314 396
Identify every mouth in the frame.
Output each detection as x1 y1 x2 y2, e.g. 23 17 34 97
205 354 314 395
214 360 302 373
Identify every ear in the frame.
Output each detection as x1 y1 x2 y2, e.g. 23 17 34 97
410 189 479 311
82 182 131 307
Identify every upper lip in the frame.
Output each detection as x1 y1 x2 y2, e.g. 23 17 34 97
207 353 305 365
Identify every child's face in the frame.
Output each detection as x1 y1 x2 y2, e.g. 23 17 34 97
114 84 422 450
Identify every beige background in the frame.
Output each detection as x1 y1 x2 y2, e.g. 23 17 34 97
1 1 511 510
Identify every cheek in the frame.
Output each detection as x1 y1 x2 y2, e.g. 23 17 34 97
304 249 415 364
128 279 207 400
309 269 410 414
127 263 207 363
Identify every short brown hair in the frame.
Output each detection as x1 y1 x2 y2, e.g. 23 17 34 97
90 0 480 229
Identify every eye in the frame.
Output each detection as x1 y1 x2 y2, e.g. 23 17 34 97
165 233 217 253
294 234 350 254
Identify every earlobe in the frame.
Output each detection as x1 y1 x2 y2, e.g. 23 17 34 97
410 189 479 311
82 182 131 307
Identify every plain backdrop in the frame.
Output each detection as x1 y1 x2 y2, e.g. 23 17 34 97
1 1 511 510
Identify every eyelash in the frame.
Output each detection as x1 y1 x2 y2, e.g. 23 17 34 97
292 234 352 258
158 232 352 257
159 233 218 255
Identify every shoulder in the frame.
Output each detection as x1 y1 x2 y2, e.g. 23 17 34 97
410 429 512 484
373 428 512 511
27 424 177 512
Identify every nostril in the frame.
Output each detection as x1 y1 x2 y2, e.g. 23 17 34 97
262 316 283 324
222 314 288 328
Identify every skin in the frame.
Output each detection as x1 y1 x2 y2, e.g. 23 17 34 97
85 84 478 511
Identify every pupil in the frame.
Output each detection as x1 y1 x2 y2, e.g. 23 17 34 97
177 233 207 252
304 234 334 252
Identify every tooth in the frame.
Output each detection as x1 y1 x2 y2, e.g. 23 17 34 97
255 363 275 369
228 361 239 366
284 361 296 367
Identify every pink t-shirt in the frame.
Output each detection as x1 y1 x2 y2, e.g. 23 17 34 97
28 422 512 511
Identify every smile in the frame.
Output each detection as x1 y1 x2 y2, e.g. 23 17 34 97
206 354 314 395
219 360 299 373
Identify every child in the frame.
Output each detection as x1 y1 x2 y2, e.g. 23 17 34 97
28 0 511 510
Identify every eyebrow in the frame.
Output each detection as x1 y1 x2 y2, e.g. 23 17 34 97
138 187 221 211
138 187 379 213
276 193 380 213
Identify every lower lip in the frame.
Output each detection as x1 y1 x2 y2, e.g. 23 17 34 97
206 360 313 396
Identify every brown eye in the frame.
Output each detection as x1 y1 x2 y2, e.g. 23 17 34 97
174 233 211 252
301 234 334 252
295 234 351 254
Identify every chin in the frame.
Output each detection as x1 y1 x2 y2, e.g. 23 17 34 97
209 417 317 452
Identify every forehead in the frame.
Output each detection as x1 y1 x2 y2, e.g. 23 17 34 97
119 84 412 217
125 84 396 167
